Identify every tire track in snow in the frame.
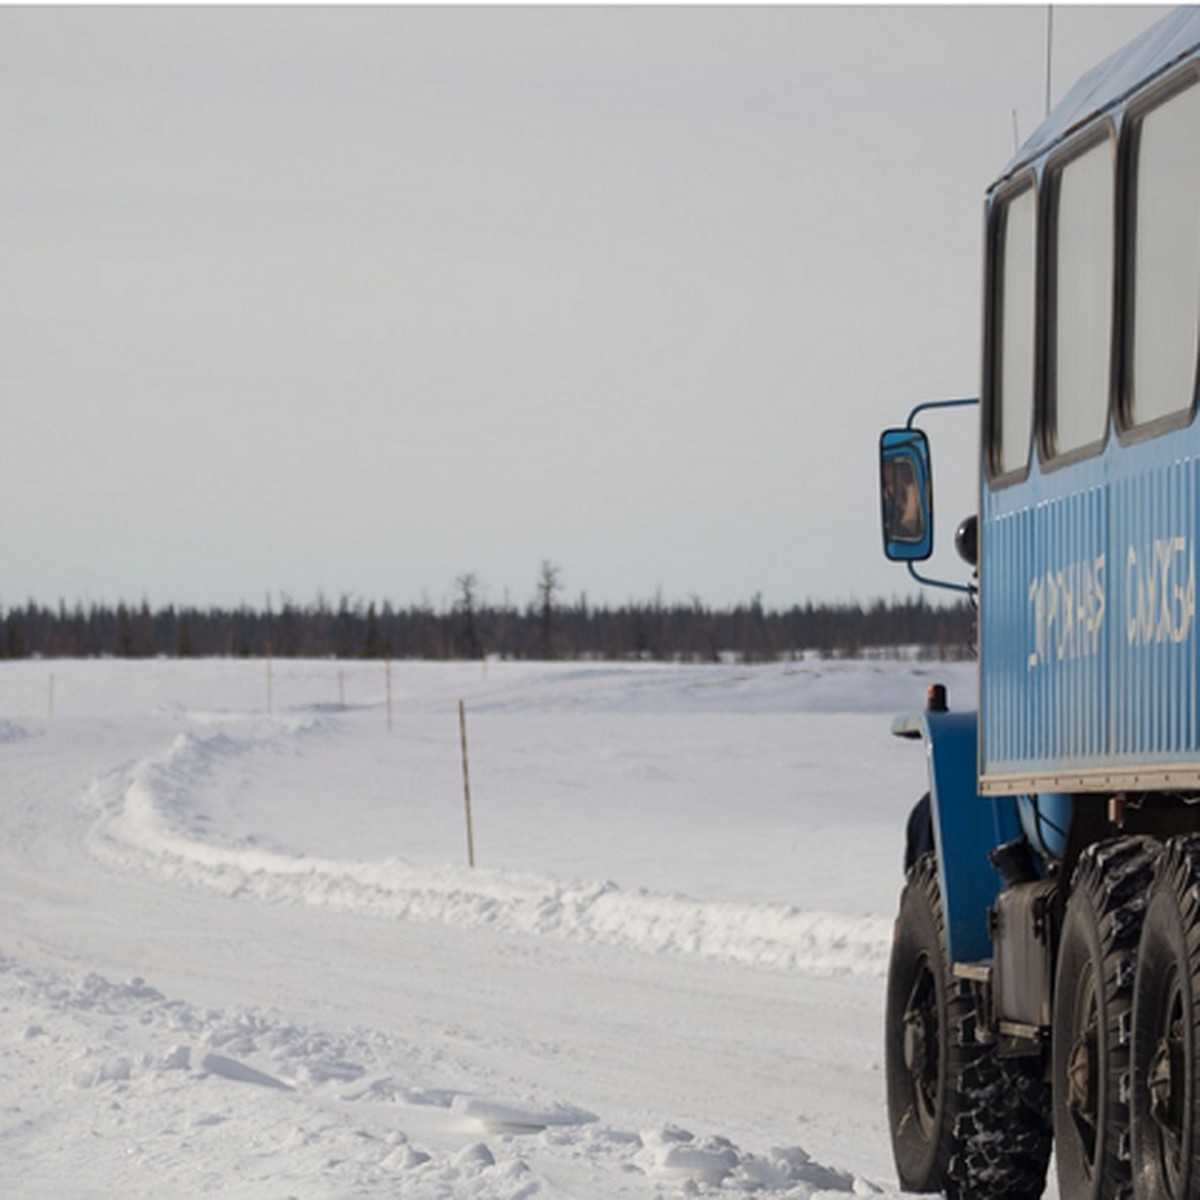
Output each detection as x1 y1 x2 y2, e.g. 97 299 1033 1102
84 725 892 981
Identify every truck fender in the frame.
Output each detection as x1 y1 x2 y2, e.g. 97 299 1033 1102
894 709 1022 964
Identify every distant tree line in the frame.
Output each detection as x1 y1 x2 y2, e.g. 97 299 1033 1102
0 580 973 663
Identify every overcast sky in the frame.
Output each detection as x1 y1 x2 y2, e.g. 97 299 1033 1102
0 4 1174 612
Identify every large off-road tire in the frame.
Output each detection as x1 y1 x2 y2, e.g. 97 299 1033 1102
1053 836 1160 1200
1131 835 1200 1199
885 854 1051 1198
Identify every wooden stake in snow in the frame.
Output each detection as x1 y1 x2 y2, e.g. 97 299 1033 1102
338 670 346 710
266 652 274 715
458 699 476 868
386 658 393 733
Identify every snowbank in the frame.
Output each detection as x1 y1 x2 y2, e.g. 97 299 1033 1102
87 724 893 980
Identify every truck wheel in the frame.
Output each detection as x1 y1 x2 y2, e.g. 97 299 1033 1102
886 854 1051 1197
1053 837 1160 1200
1131 835 1200 1199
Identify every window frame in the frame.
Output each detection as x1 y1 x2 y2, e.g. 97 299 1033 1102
1041 124 1118 470
1117 63 1200 445
984 172 1040 487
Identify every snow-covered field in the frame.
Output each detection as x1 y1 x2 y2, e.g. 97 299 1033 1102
0 656 984 1198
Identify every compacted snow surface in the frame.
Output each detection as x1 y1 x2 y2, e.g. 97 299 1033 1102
0 656 984 1197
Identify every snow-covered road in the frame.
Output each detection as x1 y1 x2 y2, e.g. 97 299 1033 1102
0 657 978 1197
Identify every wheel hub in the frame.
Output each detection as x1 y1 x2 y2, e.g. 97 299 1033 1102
1149 1026 1184 1133
901 958 939 1137
1067 1025 1097 1123
1146 980 1186 1199
1066 985 1100 1166
903 1007 929 1076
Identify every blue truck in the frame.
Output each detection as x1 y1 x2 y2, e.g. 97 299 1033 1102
879 11 1200 1200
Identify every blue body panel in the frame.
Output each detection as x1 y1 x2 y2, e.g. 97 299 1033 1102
918 710 1023 963
981 431 1200 789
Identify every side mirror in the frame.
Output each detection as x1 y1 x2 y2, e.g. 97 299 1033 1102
879 428 933 562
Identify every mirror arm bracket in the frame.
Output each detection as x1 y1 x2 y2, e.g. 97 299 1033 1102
907 562 976 597
906 396 979 429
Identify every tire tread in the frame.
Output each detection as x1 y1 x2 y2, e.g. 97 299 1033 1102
888 854 1052 1199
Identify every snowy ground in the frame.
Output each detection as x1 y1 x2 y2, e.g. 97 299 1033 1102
0 655 998 1198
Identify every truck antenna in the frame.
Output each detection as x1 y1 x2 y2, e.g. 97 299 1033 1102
1045 5 1054 117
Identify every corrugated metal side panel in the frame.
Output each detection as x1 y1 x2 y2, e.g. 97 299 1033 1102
982 437 1200 788
1072 483 1108 765
1110 453 1199 765
981 484 1108 777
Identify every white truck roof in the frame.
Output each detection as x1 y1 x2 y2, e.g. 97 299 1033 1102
995 6 1200 187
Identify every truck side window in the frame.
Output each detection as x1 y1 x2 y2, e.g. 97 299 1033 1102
995 184 1037 475
1049 138 1113 455
1129 79 1200 426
